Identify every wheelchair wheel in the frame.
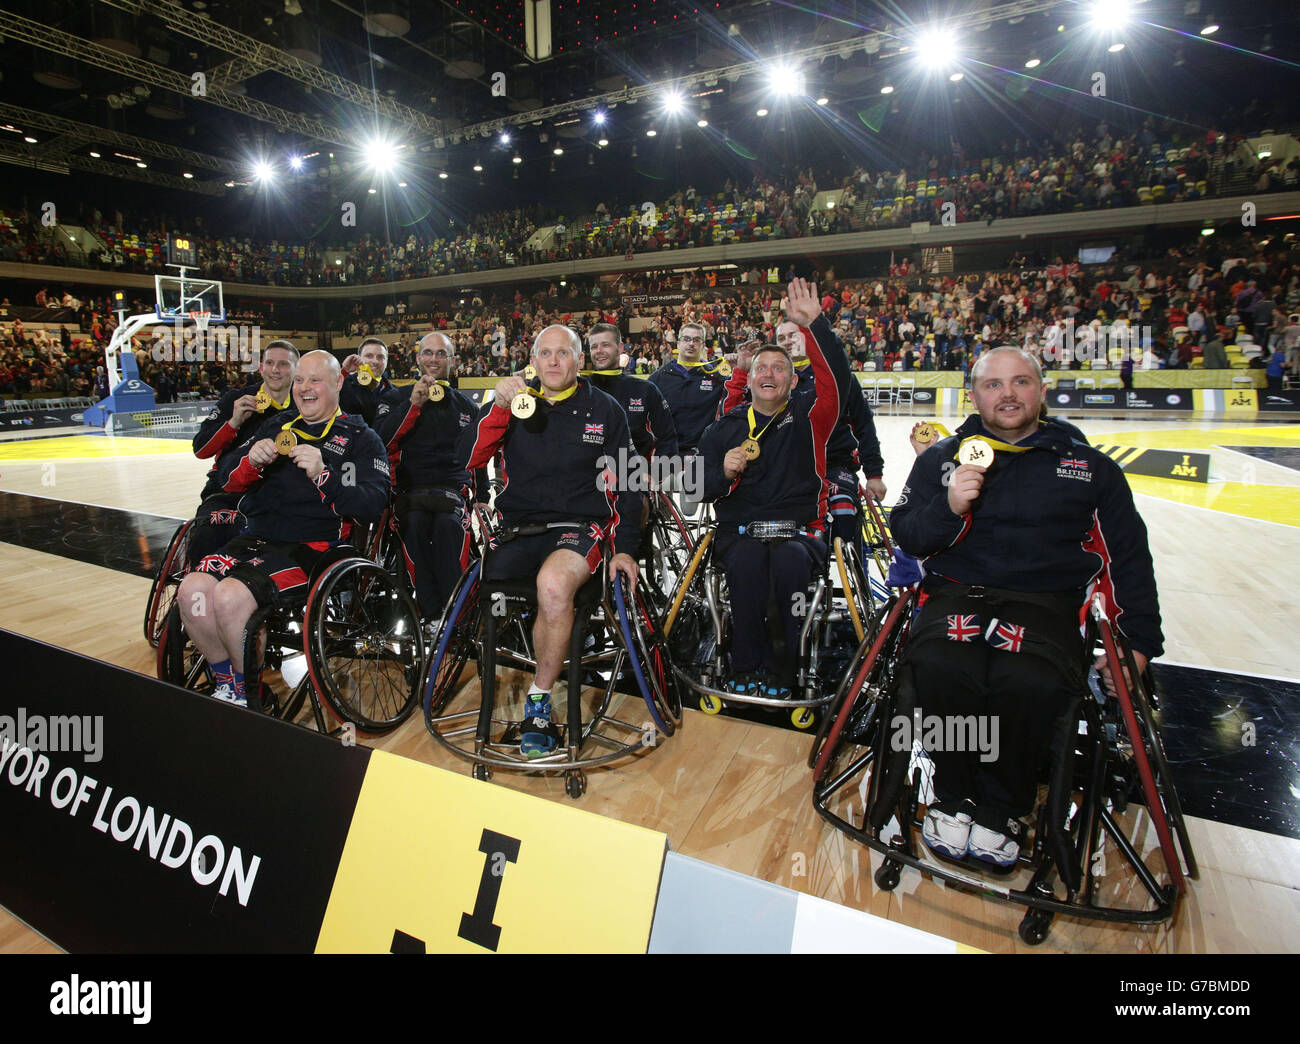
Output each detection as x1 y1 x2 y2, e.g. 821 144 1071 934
423 561 482 720
144 520 194 648
613 576 682 736
305 558 425 734
156 603 214 694
833 536 876 645
646 491 695 590
860 490 896 584
1018 909 1053 946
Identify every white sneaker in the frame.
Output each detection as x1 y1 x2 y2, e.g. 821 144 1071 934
922 802 974 859
211 683 248 708
968 821 1024 868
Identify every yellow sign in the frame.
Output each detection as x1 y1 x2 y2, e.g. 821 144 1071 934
314 752 667 953
957 388 974 415
1225 389 1257 412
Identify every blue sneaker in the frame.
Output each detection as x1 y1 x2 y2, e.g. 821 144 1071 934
726 671 761 695
520 696 560 758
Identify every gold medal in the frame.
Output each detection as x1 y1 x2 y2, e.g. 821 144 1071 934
958 438 993 469
428 382 445 403
741 437 762 461
255 387 272 412
356 364 373 387
913 423 936 445
510 392 536 419
275 430 298 455
523 364 537 380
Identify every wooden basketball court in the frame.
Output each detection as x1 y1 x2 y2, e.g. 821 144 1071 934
2 412 1298 953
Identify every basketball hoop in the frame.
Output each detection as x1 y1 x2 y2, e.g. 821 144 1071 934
189 310 211 333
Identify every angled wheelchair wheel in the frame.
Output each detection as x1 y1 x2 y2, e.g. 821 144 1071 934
144 519 194 648
423 561 482 720
156 603 214 694
860 490 896 585
613 576 682 736
305 558 425 734
833 536 877 645
647 491 695 591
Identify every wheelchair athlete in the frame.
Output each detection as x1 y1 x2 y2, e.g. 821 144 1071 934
340 335 405 426
187 339 299 565
177 350 391 707
698 278 855 698
890 346 1161 870
375 332 476 624
458 324 642 757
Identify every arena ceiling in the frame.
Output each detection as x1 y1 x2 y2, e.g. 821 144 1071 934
0 0 1296 215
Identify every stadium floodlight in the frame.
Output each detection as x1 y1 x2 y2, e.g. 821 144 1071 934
1025 58 1041 68
879 85 894 94
1089 0 1131 30
593 110 607 126
438 171 449 179
914 25 961 72
767 64 805 96
253 159 274 181
363 136 399 174
512 154 523 163
473 162 483 171
553 146 564 155
398 181 407 187
662 91 685 115
756 108 769 117
367 187 377 194
697 119 709 127
1108 42 1125 52
182 172 194 179
597 137 609 147
89 150 101 157
815 96 829 106
1200 23 1219 35
499 131 511 145
137 161 148 169
23 136 37 143
949 72 964 81
646 129 658 137
289 155 303 171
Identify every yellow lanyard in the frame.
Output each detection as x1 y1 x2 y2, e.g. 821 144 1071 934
793 358 812 369
746 402 788 444
522 380 579 405
580 369 624 377
259 385 291 411
956 430 1036 459
282 409 342 441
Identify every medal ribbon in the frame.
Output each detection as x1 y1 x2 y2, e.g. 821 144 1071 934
955 431 1035 460
746 402 788 446
259 384 291 411
282 409 342 441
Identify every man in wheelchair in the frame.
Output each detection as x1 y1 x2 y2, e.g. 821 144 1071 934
890 346 1161 870
375 332 477 624
188 339 299 564
177 350 391 707
698 278 856 698
459 324 642 757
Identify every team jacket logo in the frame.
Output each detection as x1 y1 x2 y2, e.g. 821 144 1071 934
628 398 644 411
1056 456 1092 481
700 379 714 390
947 614 980 642
324 434 351 455
583 422 605 444
198 553 237 575
986 619 1025 653
208 508 240 525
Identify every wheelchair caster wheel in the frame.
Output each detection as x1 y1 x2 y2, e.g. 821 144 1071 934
791 707 816 730
472 763 491 782
565 771 586 799
1018 911 1052 946
699 693 723 715
874 861 902 892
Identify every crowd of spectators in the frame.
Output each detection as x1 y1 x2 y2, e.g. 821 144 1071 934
3 115 1296 290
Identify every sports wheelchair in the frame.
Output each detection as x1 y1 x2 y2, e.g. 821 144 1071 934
423 509 681 799
663 510 878 732
144 517 195 648
809 589 1198 946
156 510 425 736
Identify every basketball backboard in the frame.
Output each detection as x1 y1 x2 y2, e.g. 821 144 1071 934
155 274 226 323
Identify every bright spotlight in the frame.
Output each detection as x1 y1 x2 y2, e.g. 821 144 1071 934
473 162 483 171
367 187 377 194
597 137 609 147
553 146 563 155
879 85 894 94
663 92 684 115
499 131 511 145
512 154 523 164
438 171 448 179
1200 23 1219 35
363 137 399 174
815 96 829 106
697 119 708 127
915 26 960 71
1025 58 1041 68
289 155 303 170
1089 0 1131 30
949 72 964 82
756 108 769 117
1108 42 1125 52
253 160 274 181
767 65 805 96
182 171 194 179
646 129 658 137
593 110 607 125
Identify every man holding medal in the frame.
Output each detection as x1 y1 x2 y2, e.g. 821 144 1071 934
341 335 403 426
458 325 642 758
891 347 1161 869
178 350 391 707
375 332 477 622
699 278 854 698
187 339 299 564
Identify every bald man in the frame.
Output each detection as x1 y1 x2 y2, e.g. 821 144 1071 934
375 332 477 619
178 350 391 708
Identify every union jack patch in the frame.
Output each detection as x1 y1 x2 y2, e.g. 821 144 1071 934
199 553 237 575
946 614 980 642
1059 457 1089 470
584 423 605 436
986 618 1026 653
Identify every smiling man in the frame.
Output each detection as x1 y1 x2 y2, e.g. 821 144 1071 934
459 324 642 758
699 279 854 698
341 335 404 426
177 350 390 708
890 346 1161 870
647 321 729 454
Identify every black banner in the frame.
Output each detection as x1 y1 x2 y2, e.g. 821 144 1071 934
1047 388 1194 411
0 407 85 431
0 630 369 952
1258 390 1300 412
